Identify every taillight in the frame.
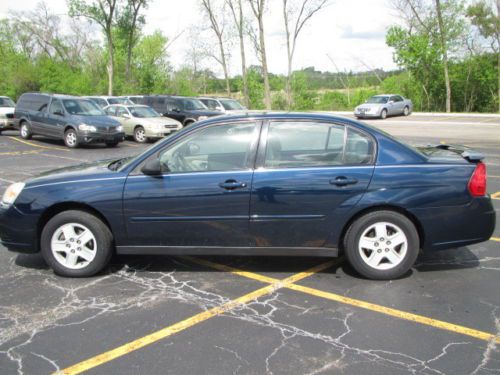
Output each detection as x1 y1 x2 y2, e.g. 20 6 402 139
468 162 487 197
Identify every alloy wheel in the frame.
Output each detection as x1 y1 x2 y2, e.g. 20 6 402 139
358 222 408 270
50 223 97 269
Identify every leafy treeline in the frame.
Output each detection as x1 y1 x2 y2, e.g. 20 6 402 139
0 0 498 112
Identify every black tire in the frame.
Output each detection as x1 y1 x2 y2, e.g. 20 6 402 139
183 120 194 127
40 210 114 277
403 106 410 116
20 121 32 139
64 128 79 148
380 109 387 120
133 126 147 143
343 210 420 280
105 140 119 147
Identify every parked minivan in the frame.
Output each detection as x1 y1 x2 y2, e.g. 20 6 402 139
15 93 125 148
142 95 221 126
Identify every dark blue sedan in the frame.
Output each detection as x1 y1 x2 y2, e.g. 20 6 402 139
0 113 495 279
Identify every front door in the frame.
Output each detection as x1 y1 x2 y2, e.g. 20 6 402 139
250 120 375 248
123 120 260 247
46 98 66 138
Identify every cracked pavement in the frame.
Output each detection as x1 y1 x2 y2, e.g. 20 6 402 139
0 115 499 375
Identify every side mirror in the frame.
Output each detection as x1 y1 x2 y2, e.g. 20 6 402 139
123 113 131 118
54 110 64 116
388 100 394 105
216 106 224 111
141 159 163 176
172 108 180 112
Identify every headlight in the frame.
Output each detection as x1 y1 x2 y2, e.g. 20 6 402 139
78 124 97 132
1 182 25 206
116 125 123 132
198 116 208 121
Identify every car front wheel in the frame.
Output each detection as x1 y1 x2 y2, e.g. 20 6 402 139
380 109 387 119
20 122 32 139
344 210 419 280
133 126 147 143
41 210 114 277
64 129 79 148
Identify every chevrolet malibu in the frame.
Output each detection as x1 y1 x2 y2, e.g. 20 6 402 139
0 114 495 279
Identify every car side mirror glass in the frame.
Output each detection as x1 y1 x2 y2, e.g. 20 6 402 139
141 159 163 176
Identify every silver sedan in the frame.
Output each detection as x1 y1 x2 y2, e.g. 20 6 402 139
354 94 413 119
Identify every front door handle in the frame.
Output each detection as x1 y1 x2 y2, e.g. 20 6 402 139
330 176 358 186
219 180 247 190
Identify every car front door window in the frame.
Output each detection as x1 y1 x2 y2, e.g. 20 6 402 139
159 122 256 173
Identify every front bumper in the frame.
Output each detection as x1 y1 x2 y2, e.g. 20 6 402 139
145 128 180 138
0 118 16 130
354 111 380 118
78 132 125 144
0 203 39 253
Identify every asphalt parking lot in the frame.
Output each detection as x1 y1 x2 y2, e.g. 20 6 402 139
0 113 499 375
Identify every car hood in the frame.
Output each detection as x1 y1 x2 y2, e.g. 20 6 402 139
0 107 15 115
73 115 121 128
140 117 182 126
356 103 384 110
25 159 123 188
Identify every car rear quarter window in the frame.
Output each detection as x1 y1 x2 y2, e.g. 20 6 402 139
17 94 50 112
264 121 374 168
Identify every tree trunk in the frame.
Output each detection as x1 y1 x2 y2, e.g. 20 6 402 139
283 1 292 109
435 0 451 112
258 16 271 109
217 37 231 96
107 34 114 95
237 0 249 107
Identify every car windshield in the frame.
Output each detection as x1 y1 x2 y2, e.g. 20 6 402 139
220 99 245 110
0 97 15 107
129 106 160 118
63 99 105 116
108 98 134 105
366 96 389 104
179 98 207 111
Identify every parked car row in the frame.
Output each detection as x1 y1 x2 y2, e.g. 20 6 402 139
2 92 248 148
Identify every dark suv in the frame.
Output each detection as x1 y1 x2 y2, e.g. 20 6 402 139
142 95 221 126
15 93 125 148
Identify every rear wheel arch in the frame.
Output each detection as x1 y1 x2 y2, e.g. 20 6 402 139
339 205 424 253
37 202 114 251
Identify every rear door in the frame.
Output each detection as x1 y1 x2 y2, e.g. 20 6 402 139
249 120 375 248
31 95 50 135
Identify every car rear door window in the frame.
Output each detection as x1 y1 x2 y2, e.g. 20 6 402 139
159 122 257 173
264 122 345 168
264 121 374 168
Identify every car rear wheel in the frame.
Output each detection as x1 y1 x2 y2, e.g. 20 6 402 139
344 210 419 280
64 128 79 148
403 106 410 116
133 126 147 143
20 122 32 139
380 109 387 119
41 210 113 277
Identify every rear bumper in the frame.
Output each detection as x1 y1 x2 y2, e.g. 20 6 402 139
411 197 496 251
78 132 125 144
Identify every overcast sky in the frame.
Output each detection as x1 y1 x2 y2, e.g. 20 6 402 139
0 0 400 76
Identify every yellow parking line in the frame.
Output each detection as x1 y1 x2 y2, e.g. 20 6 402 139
489 175 500 178
491 192 500 199
8 136 69 152
56 259 340 375
491 237 500 242
184 257 499 343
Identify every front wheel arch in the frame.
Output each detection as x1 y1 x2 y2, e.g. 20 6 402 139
37 202 114 252
338 205 424 254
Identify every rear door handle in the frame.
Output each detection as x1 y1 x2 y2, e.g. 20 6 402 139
219 180 247 190
330 176 358 186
